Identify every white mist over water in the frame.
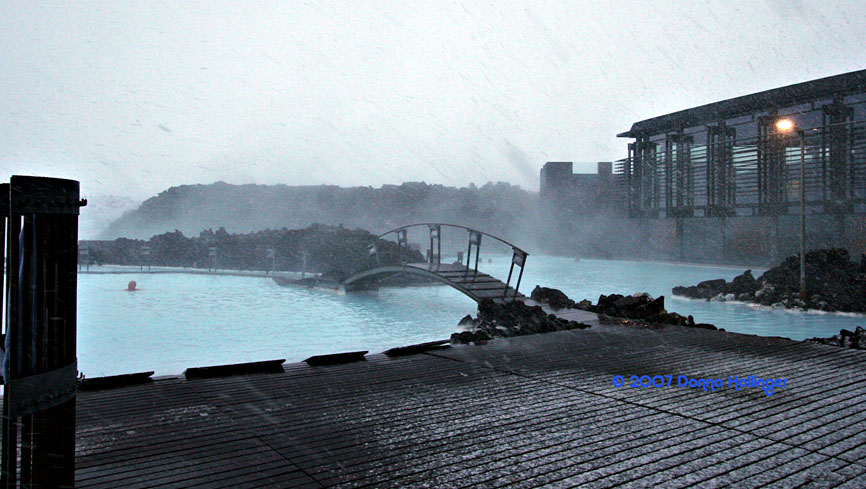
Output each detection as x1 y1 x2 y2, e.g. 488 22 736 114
77 256 864 377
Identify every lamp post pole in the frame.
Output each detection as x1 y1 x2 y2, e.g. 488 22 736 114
799 130 806 301
776 118 808 302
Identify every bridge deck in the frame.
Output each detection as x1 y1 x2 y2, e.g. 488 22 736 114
404 262 524 301
75 315 866 488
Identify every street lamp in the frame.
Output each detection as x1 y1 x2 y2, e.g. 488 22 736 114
775 118 807 301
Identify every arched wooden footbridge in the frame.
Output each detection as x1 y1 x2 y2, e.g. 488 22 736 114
341 223 529 303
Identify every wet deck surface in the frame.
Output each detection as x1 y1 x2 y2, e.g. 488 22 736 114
76 311 866 488
391 262 525 301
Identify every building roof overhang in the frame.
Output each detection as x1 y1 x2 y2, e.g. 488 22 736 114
617 69 866 138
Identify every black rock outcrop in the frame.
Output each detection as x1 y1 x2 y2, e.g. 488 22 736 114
450 298 590 344
576 293 715 329
530 285 575 309
672 272 758 301
806 326 866 349
672 249 866 313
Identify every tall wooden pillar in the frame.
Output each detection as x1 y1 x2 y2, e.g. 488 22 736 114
2 176 85 489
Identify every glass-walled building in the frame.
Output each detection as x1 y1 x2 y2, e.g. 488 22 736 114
615 70 866 263
617 70 866 218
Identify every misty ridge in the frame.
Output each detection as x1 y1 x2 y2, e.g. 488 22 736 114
101 180 543 246
93 177 638 265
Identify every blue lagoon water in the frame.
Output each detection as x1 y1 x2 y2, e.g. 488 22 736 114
78 256 865 377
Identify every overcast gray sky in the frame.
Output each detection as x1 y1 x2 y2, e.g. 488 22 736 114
1 0 865 200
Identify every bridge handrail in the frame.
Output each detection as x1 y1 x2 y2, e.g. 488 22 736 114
349 222 530 301
375 222 528 256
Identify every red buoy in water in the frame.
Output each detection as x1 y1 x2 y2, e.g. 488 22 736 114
127 280 137 291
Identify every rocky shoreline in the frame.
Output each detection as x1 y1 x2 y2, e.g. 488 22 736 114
451 285 718 345
672 249 866 313
531 285 716 329
450 298 590 344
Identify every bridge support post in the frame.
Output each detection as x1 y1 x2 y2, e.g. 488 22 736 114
428 225 441 266
465 230 482 277
396 229 408 265
505 248 528 300
465 236 472 274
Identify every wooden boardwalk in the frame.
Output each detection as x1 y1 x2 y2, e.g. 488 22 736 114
75 313 866 488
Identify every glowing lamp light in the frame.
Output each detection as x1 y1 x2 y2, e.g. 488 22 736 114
775 118 795 132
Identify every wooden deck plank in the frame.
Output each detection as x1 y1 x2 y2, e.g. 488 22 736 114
75 315 866 488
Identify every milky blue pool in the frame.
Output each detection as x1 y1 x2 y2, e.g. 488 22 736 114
78 256 865 377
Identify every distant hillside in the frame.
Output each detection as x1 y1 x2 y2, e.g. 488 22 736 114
101 181 542 249
79 194 141 239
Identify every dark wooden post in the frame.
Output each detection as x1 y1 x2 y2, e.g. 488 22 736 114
0 183 11 488
2 176 85 489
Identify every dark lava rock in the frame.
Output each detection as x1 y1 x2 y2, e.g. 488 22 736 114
457 314 475 327
806 326 866 349
699 278 727 290
673 278 727 300
451 298 590 344
691 323 718 330
639 295 666 317
673 273 759 300
589 292 711 329
672 248 866 313
530 285 575 309
672 270 757 300
725 270 759 296
450 330 491 345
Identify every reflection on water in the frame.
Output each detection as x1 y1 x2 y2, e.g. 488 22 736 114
78 256 864 377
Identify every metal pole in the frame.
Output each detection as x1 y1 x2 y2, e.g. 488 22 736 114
799 131 807 301
464 236 472 276
473 243 480 276
396 229 407 265
513 266 524 300
504 263 514 297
